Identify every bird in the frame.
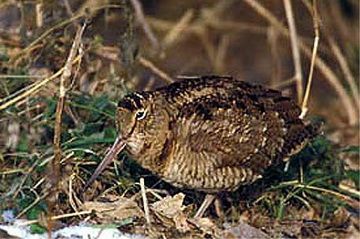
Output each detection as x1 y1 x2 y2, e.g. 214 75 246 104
84 75 319 218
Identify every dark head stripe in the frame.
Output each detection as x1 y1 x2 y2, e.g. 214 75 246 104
131 93 143 109
117 92 148 111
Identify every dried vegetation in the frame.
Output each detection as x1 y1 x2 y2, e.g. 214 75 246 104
0 0 359 238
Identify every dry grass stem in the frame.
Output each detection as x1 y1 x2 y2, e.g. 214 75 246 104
163 9 194 48
294 184 358 205
130 0 159 51
283 0 303 103
301 0 319 118
197 31 217 66
0 2 358 237
339 184 360 198
0 168 24 175
63 0 75 18
277 180 359 206
299 42 357 124
143 77 156 91
49 23 86 235
140 177 151 225
328 38 360 112
35 1 43 28
0 56 81 111
214 35 230 74
244 0 357 125
16 193 47 219
68 173 79 214
139 56 173 83
243 0 285 32
15 211 92 226
0 75 45 79
268 26 282 85
11 4 122 63
148 16 268 35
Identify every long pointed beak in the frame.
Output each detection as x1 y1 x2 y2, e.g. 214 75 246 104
83 135 126 191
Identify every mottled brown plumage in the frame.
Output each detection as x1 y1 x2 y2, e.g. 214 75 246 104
85 76 319 217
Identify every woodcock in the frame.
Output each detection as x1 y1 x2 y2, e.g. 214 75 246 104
85 76 319 217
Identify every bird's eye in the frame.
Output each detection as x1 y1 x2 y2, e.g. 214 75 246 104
136 110 147 120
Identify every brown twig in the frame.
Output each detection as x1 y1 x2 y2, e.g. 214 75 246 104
214 35 230 74
148 16 268 35
15 211 92 226
163 9 194 48
272 77 297 89
283 0 303 103
52 22 86 183
301 0 320 118
140 177 151 225
129 0 159 51
35 0 43 28
267 26 282 85
63 0 81 28
139 56 173 83
11 4 122 64
63 0 75 17
49 22 86 235
328 37 360 112
243 0 358 125
196 30 216 66
303 0 359 115
0 57 79 111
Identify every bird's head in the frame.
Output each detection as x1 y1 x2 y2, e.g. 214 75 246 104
84 91 170 189
116 92 170 155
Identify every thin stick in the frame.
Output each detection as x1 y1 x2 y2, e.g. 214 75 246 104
49 23 86 235
0 75 46 104
294 184 358 203
129 0 159 51
243 0 357 125
0 58 78 111
148 16 268 35
339 183 360 198
268 26 282 85
301 0 319 118
163 9 194 48
35 0 43 28
243 0 285 31
214 35 230 74
283 0 303 103
16 194 45 219
139 56 173 83
63 0 80 28
303 0 359 115
300 41 357 124
140 178 151 225
63 0 75 18
197 31 216 66
11 4 122 64
328 37 360 112
15 211 92 226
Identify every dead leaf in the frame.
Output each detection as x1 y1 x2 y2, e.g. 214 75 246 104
151 193 190 232
151 193 185 217
83 196 144 224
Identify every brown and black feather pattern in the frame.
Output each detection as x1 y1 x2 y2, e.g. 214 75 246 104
116 76 319 193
